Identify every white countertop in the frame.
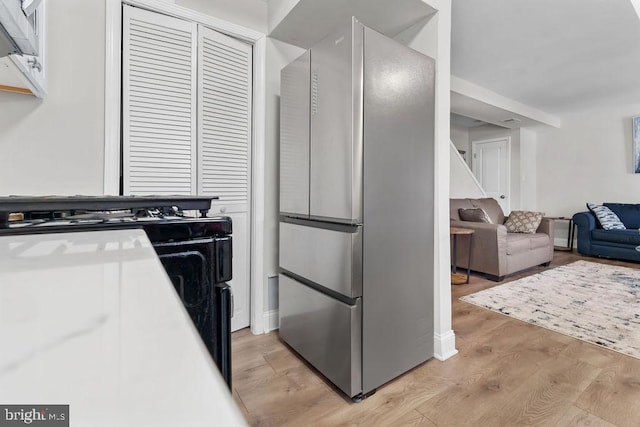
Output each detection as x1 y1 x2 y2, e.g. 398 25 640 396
0 229 246 426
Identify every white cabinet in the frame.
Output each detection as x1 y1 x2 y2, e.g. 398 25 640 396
0 0 46 98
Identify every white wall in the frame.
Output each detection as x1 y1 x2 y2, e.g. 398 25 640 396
450 142 485 199
450 124 485 199
267 0 300 32
519 127 537 210
176 0 267 33
469 124 521 212
536 103 640 242
450 123 469 164
0 0 106 195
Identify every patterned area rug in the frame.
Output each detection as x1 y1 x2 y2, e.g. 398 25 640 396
461 260 640 359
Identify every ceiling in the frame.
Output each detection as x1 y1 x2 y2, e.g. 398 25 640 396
269 0 436 48
268 0 640 121
451 0 640 114
450 94 555 129
450 113 487 128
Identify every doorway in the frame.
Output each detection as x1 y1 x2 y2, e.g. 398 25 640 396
471 137 511 213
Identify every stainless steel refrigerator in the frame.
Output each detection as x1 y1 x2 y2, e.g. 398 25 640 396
279 18 435 400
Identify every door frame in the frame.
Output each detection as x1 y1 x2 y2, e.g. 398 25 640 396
104 0 267 334
470 136 511 213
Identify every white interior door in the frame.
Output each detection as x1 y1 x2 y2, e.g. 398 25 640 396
198 26 252 332
471 138 510 213
123 7 253 332
122 6 197 195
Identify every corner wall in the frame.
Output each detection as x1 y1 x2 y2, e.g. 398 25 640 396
394 0 457 361
536 103 640 243
450 142 485 199
450 123 470 164
0 0 106 195
519 128 537 210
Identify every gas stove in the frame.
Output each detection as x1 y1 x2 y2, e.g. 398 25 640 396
0 195 231 238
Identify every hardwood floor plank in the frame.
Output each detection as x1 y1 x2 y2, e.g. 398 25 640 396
554 405 616 427
296 365 454 426
387 409 438 427
575 356 640 427
232 251 640 426
239 373 333 425
232 329 281 373
560 339 624 369
416 343 574 425
452 302 511 341
233 361 278 390
473 355 601 426
232 388 250 418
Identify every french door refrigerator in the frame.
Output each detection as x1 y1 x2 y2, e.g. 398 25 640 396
279 18 435 400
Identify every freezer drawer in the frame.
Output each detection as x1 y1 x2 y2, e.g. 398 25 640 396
279 274 362 397
279 220 362 298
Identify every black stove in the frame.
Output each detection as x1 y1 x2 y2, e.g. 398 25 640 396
0 195 221 230
0 195 233 389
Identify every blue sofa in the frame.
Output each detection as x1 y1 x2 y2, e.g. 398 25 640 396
573 203 640 262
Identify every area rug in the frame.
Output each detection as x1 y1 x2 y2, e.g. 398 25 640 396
460 260 640 359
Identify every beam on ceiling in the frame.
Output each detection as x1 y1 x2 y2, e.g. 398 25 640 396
451 75 562 128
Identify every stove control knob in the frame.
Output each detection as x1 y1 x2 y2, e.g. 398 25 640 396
219 207 226 213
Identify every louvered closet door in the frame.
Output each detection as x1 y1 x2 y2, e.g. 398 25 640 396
123 6 197 195
198 26 252 331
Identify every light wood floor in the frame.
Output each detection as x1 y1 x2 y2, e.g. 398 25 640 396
231 251 640 426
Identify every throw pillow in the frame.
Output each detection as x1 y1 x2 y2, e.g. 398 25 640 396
603 203 640 229
458 208 492 223
504 211 544 234
587 203 626 230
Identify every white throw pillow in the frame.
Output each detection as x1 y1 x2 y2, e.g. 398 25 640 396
587 203 626 230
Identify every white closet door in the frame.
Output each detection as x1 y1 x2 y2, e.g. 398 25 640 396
198 26 252 331
123 6 197 195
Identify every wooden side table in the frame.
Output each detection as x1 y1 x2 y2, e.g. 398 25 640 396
450 226 474 285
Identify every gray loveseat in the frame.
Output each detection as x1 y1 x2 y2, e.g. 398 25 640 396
450 198 555 281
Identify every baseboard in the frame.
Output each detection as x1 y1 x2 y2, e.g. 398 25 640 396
263 309 279 333
433 330 458 361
